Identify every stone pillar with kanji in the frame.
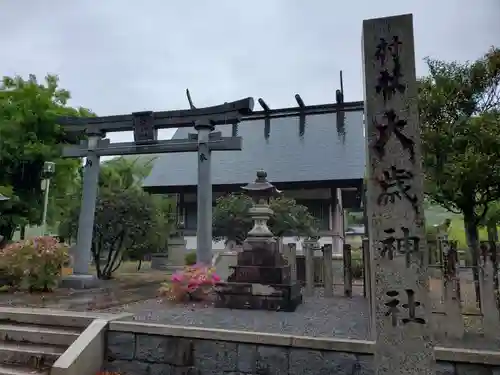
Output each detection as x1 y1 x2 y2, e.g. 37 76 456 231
362 14 436 375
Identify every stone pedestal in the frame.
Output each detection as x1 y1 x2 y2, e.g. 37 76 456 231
151 235 186 271
60 274 100 289
215 237 302 312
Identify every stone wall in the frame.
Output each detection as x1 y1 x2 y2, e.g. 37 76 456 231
105 322 500 375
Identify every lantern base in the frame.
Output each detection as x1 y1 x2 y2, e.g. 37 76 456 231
213 236 302 312
214 281 302 312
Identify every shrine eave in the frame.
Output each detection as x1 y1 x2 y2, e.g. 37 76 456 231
142 105 366 205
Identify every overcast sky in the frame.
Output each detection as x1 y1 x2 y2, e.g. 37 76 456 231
1 0 498 144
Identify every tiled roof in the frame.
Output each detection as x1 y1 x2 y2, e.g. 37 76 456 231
142 109 365 189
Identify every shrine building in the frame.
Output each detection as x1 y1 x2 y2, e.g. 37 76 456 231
141 95 366 254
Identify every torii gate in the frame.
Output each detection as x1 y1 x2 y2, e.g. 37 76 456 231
57 91 254 288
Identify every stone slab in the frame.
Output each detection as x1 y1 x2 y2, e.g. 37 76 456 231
59 274 100 290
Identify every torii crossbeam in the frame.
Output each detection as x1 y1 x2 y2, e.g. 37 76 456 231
57 93 254 288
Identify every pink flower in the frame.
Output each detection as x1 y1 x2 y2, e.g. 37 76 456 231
212 274 221 282
171 273 184 282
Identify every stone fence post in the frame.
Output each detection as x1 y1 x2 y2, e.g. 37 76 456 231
283 243 297 282
323 244 334 297
479 242 500 340
343 244 353 297
303 239 316 297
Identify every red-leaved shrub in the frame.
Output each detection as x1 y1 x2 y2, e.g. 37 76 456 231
0 236 68 292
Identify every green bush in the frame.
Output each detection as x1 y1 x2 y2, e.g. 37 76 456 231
351 258 364 279
185 251 197 266
351 249 362 261
348 249 364 279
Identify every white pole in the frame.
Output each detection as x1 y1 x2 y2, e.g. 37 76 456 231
41 178 51 236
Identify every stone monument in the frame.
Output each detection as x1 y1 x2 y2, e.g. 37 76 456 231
151 232 187 271
215 170 303 312
363 13 436 375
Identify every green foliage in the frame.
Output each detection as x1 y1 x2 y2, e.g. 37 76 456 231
212 193 319 244
350 249 363 279
212 193 253 244
418 47 500 247
481 201 500 228
99 156 156 191
184 251 197 266
60 157 175 279
0 74 92 239
269 196 319 238
0 236 68 291
346 210 364 226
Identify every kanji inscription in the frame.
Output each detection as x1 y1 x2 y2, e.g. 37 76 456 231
132 111 157 143
377 166 419 213
384 289 426 327
379 227 422 267
373 110 415 162
374 36 405 104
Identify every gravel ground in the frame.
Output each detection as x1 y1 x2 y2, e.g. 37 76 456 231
106 287 371 340
102 285 500 350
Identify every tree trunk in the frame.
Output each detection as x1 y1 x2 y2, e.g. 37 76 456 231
486 222 499 297
20 226 26 240
463 210 481 305
487 222 499 243
0 224 15 247
137 259 142 271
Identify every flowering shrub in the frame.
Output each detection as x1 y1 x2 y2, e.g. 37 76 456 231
159 264 221 302
0 236 69 292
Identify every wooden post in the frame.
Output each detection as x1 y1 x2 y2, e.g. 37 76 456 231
363 13 436 375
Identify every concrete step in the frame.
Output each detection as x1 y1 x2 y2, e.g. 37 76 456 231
0 363 48 375
0 323 80 346
0 341 65 370
0 307 117 328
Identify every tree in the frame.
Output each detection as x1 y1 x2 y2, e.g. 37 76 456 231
418 47 500 299
418 47 500 251
481 201 500 243
99 156 156 191
0 74 92 240
59 156 175 277
61 188 160 279
212 193 318 244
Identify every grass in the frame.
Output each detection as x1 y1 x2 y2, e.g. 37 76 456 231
85 261 172 285
425 205 498 249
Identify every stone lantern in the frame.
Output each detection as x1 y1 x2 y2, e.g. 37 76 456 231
241 170 280 239
214 170 302 312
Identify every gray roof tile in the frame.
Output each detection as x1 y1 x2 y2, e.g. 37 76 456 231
142 110 365 188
